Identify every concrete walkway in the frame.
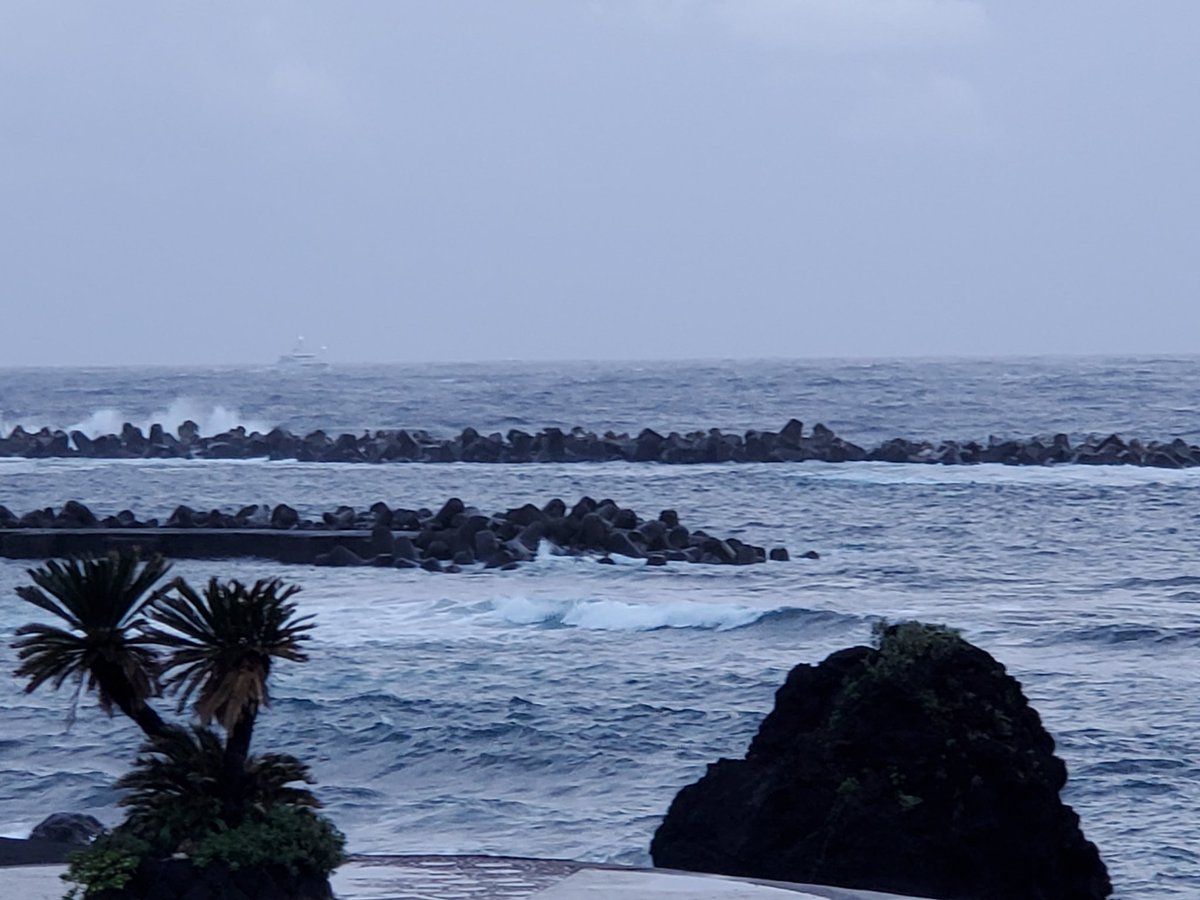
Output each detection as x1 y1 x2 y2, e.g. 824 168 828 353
0 855 930 899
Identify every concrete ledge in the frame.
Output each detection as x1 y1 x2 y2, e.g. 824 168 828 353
0 528 380 565
0 856 933 900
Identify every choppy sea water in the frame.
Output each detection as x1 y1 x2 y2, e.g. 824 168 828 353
1 357 1199 900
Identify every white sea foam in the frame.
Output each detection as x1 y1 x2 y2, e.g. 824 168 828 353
488 595 765 631
795 459 1200 489
64 397 269 440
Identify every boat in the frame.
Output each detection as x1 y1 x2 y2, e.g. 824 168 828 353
276 336 329 371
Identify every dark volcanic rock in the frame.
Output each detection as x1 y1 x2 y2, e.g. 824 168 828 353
0 497 785 573
57 500 98 528
6 416 1200 469
29 812 105 845
313 545 366 567
651 622 1112 900
270 504 300 530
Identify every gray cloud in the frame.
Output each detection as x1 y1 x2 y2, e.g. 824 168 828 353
0 2 1197 365
643 0 989 53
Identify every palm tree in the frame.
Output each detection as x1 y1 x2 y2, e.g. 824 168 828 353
143 576 314 822
118 724 319 852
12 553 171 738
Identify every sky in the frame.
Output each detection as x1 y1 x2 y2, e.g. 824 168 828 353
1 1 1198 366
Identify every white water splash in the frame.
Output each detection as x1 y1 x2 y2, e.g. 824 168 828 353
63 397 269 439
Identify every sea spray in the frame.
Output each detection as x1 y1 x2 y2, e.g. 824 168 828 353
63 397 270 440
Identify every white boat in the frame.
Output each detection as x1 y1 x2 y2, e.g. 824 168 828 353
276 336 329 370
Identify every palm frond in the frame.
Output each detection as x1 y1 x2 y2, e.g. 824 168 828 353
117 725 320 849
16 553 172 632
145 577 313 730
245 752 321 810
11 554 170 720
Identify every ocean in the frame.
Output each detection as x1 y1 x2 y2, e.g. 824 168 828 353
1 356 1198 899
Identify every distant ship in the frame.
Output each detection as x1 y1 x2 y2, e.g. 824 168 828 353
276 337 329 371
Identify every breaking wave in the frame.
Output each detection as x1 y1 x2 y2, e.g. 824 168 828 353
3 397 270 440
487 596 856 632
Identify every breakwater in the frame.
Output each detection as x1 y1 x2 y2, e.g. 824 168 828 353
0 499 797 570
1 419 1196 467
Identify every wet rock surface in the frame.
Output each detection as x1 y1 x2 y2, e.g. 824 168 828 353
651 622 1112 900
2 419 1196 467
29 812 105 846
0 499 799 571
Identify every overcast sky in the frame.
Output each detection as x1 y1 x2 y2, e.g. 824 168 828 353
1 1 1197 365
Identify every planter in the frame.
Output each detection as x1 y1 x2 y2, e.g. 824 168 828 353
93 857 333 900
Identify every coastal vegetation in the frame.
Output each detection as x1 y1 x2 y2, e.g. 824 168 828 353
11 552 343 899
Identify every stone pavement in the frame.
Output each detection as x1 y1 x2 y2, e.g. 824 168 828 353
1 855 930 900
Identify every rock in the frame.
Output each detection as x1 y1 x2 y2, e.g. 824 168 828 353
177 420 200 444
604 531 644 560
778 418 804 447
800 549 820 559
425 539 453 561
0 497 780 572
650 622 1112 900
369 501 393 527
536 427 567 462
322 506 356 530
569 496 597 520
769 547 789 562
70 430 94 454
594 499 620 523
57 500 98 528
393 537 419 562
483 548 516 569
270 504 300 530
392 507 422 531
700 537 736 564
433 497 465 528
29 812 105 845
516 520 546 551
637 519 668 551
579 512 611 550
612 507 639 530
456 514 492 553
635 428 665 461
313 545 366 567
506 503 546 527
734 544 757 565
165 505 197 528
19 507 55 528
666 525 690 550
370 524 395 556
503 539 534 563
473 529 500 560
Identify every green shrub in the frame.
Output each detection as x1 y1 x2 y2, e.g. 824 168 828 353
61 832 149 899
190 805 346 876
